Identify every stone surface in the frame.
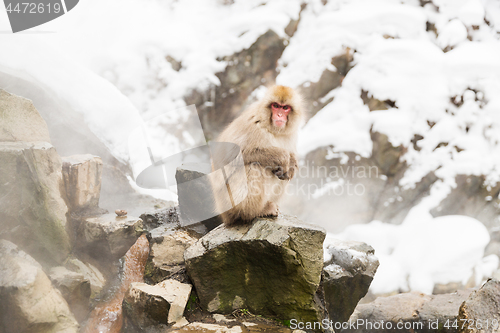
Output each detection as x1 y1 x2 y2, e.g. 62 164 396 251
184 215 326 323
61 154 103 212
76 213 144 259
458 279 500 333
140 206 181 231
344 290 472 333
0 89 51 142
65 258 106 298
145 229 197 284
49 266 91 322
323 239 379 324
123 279 192 329
0 141 71 265
0 240 79 333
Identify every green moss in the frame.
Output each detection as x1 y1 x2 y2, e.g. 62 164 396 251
186 240 321 323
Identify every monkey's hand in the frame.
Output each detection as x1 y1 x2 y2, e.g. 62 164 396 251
269 150 291 181
281 152 298 180
243 147 290 180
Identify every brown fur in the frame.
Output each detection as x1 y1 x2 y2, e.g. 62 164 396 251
212 85 305 226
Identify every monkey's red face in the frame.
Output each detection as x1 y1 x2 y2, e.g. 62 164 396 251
271 102 292 128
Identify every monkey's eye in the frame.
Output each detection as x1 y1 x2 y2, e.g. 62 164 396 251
272 102 280 109
283 105 290 111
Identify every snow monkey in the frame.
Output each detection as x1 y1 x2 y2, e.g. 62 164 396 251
212 85 305 226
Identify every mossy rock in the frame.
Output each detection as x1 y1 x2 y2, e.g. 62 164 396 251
184 215 325 324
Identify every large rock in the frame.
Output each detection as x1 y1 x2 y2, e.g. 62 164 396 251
75 214 144 259
0 240 79 333
458 279 500 333
123 279 192 329
184 215 326 324
145 229 197 284
323 239 379 324
0 89 51 142
344 290 472 333
0 141 71 265
49 266 91 322
61 154 103 213
140 206 181 231
64 258 106 298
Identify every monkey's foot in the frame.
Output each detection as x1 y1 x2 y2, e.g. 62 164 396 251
261 201 279 218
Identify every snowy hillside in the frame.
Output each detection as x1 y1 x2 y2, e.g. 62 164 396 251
1 0 500 295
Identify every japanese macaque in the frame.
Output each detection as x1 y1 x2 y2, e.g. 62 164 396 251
212 85 305 226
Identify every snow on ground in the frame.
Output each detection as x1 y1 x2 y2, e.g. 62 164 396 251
327 214 497 295
325 179 499 294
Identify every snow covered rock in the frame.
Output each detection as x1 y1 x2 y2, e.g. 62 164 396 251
49 266 91 322
431 175 500 230
75 213 144 260
185 29 286 139
123 279 192 329
299 48 354 116
0 89 51 142
458 279 500 333
184 215 326 323
0 240 79 333
345 290 472 333
144 229 197 284
62 154 103 213
0 141 71 265
323 239 379 324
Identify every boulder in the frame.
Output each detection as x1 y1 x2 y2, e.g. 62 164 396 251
323 239 379 324
344 290 472 333
145 229 197 284
49 266 91 322
0 89 51 142
184 215 326 324
458 279 500 333
123 279 192 329
61 154 103 212
76 213 144 259
0 240 79 333
64 258 106 298
0 141 71 265
419 291 474 331
140 206 180 231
